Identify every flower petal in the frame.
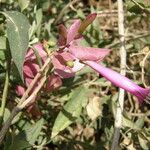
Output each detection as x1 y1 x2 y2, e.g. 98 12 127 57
23 61 39 78
25 43 47 61
52 52 75 70
16 85 25 96
54 69 75 78
67 20 81 45
58 24 67 46
86 60 150 103
78 13 97 33
69 46 110 61
46 74 62 91
52 52 76 78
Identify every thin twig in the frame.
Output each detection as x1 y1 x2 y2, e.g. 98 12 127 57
126 111 150 117
97 10 118 17
111 0 126 149
29 45 43 68
18 72 47 109
106 32 150 49
0 76 47 144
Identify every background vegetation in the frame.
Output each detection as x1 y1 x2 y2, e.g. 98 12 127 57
0 0 150 149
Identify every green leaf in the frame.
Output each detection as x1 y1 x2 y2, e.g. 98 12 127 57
36 9 43 29
138 134 149 150
5 119 44 149
3 108 10 123
25 118 44 145
29 8 42 38
51 87 89 138
18 0 30 12
7 132 31 150
2 11 30 80
123 116 143 130
135 117 145 128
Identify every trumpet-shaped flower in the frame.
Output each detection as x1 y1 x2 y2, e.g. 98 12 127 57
85 61 150 103
52 13 150 103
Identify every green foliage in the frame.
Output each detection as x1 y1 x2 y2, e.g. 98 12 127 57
5 118 44 150
2 11 30 80
18 0 30 12
0 36 6 50
25 118 44 145
0 1 150 149
51 87 89 138
6 132 31 150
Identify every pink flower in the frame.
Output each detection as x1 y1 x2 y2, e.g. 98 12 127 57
52 51 86 78
52 13 150 103
58 13 97 47
58 20 81 47
16 43 62 98
52 51 75 78
46 74 62 91
16 43 62 116
69 45 110 61
52 13 109 78
85 61 150 103
23 43 47 87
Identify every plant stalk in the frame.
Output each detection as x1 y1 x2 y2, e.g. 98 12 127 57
0 53 11 125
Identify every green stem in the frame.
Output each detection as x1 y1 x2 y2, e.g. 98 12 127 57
29 45 43 68
0 56 10 125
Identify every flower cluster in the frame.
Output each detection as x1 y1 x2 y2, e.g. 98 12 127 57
16 44 62 116
16 13 150 110
16 44 62 96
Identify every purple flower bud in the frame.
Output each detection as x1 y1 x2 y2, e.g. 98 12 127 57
86 61 150 103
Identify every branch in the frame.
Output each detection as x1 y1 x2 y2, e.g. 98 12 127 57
111 0 126 150
0 107 20 144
